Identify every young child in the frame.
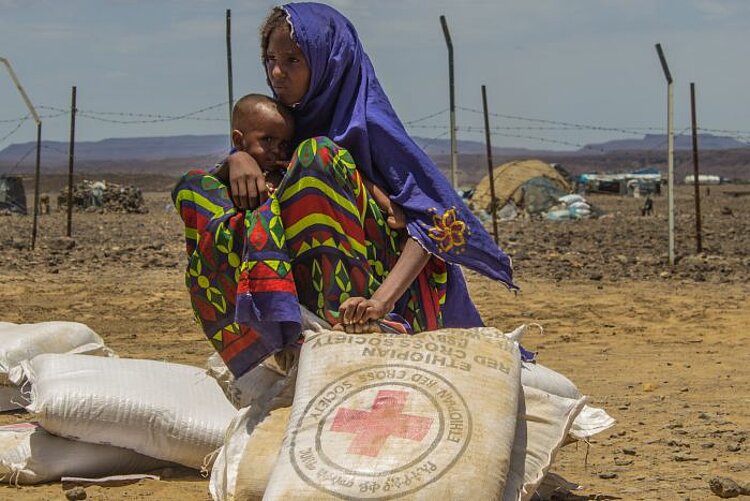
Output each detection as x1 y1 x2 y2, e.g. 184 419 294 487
226 93 405 229
216 93 294 195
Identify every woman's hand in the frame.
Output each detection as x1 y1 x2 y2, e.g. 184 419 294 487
338 296 391 333
227 151 268 209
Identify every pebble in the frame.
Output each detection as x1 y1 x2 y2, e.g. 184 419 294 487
614 458 634 466
64 486 87 500
598 472 618 479
622 447 637 455
708 476 749 498
48 236 76 251
727 444 741 452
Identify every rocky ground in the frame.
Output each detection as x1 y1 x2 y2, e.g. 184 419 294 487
0 182 747 500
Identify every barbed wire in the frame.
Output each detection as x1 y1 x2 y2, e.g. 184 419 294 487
0 114 29 124
2 102 749 151
402 108 448 126
2 144 36 176
38 102 228 124
458 105 683 138
415 130 451 150
458 126 607 153
0 118 29 145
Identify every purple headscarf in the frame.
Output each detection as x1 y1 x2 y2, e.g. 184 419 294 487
276 2 516 290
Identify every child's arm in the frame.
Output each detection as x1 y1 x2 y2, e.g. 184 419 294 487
361 175 406 229
216 151 268 210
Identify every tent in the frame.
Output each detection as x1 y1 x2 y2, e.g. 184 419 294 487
0 175 27 215
471 159 572 216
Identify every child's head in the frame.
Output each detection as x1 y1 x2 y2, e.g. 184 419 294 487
260 8 310 106
231 94 294 172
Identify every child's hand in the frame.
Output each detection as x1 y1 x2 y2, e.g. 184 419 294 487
227 151 267 209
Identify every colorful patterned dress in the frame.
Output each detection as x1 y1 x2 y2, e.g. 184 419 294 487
173 137 448 376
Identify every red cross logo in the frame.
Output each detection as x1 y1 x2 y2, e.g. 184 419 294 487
329 389 433 457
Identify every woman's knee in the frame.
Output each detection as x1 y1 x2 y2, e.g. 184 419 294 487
289 136 356 185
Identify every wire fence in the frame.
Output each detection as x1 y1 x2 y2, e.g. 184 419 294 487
2 100 749 175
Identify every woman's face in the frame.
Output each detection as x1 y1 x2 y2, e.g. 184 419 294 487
265 27 311 106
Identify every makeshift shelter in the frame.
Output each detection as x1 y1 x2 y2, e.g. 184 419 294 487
0 175 27 215
471 160 572 217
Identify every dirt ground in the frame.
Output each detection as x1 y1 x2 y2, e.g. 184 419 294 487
0 183 747 500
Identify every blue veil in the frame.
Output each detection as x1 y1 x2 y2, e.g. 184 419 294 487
276 2 516 290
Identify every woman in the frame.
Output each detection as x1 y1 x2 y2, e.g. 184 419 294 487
176 2 516 377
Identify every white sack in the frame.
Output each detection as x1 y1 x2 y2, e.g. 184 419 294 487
0 321 110 385
210 367 297 501
207 352 286 410
264 327 521 500
502 386 586 501
520 362 582 400
570 404 616 440
558 194 584 205
11 354 237 469
504 325 615 442
568 201 591 210
0 423 173 485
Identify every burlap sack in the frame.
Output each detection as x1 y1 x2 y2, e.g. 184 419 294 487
263 327 521 500
210 369 297 501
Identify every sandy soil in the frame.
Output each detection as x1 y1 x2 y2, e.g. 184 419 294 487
0 184 747 500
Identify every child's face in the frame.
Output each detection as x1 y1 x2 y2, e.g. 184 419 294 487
265 26 311 106
235 105 293 172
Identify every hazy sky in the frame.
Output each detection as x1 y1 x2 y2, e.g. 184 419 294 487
1 0 748 153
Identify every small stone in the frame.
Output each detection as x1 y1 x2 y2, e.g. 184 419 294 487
599 472 618 479
64 486 87 500
614 458 634 466
708 476 741 498
701 443 715 449
48 236 76 251
727 444 741 452
673 454 698 462
622 448 637 455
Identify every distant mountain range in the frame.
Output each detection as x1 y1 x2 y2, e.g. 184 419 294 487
583 133 748 152
1 133 747 168
1 133 748 182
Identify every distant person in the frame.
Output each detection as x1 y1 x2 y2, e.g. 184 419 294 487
39 194 50 215
90 181 106 208
641 195 654 216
